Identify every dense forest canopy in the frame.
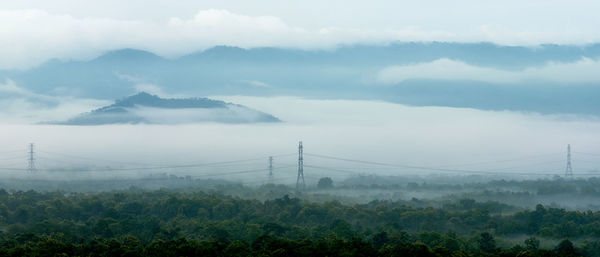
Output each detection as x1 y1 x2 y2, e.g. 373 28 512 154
0 183 598 256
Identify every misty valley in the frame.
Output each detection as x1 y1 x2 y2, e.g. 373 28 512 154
3 2 600 256
0 91 599 257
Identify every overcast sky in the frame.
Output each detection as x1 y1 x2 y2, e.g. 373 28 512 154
1 0 600 69
3 0 599 31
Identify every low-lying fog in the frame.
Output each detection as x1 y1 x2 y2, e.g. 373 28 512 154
1 95 599 183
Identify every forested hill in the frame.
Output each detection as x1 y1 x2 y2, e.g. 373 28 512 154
0 189 596 256
56 92 281 125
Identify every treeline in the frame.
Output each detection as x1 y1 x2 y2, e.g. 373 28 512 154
344 177 600 196
0 189 599 256
0 234 587 257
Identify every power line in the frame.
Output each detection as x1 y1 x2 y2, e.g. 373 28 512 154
477 160 564 172
37 150 155 166
37 150 296 168
572 159 600 164
430 152 563 168
303 159 565 172
2 155 295 172
304 164 359 174
0 162 297 175
1 141 597 179
573 151 600 157
0 156 25 161
190 165 296 179
35 155 267 170
304 152 593 176
0 150 24 155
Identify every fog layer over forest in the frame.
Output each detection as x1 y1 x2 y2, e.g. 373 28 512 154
1 95 599 182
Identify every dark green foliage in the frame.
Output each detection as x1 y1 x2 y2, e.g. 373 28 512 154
317 177 334 189
524 237 540 251
555 239 579 256
0 189 594 256
478 232 496 253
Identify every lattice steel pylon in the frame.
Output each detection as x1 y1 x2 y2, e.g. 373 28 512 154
565 144 573 179
296 141 305 190
27 143 36 173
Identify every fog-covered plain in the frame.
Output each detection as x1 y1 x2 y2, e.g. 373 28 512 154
1 95 599 184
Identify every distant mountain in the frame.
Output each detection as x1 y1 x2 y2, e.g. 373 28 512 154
3 42 600 115
56 92 280 125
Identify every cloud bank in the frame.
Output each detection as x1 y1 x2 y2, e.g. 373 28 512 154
0 80 108 123
377 58 600 84
2 95 599 178
2 8 600 69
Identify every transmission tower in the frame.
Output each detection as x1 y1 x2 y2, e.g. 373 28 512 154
268 156 274 183
565 144 573 179
296 141 305 190
27 143 36 173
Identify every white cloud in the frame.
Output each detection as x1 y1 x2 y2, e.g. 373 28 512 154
130 105 274 124
132 83 166 96
0 79 58 101
130 83 189 99
0 80 109 123
1 8 600 69
0 9 335 69
115 72 145 84
377 58 600 84
114 73 187 98
0 79 30 95
237 80 271 88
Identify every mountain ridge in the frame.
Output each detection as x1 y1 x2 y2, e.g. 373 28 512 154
24 42 600 71
3 42 600 116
